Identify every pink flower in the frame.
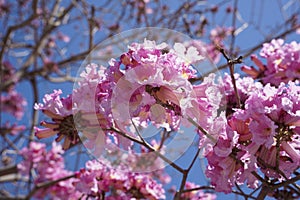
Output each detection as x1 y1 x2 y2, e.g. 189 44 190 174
249 115 277 148
74 159 166 199
1 61 19 91
110 40 200 135
219 73 263 116
173 42 204 64
35 87 109 149
34 108 79 150
188 40 222 64
242 39 300 86
202 118 244 193
237 153 259 188
199 73 300 192
18 142 81 199
228 112 252 145
34 89 72 116
1 90 27 119
233 81 300 180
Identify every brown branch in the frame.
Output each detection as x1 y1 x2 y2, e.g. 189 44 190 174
107 127 185 174
29 77 39 142
175 147 202 199
0 165 18 177
174 171 188 200
229 0 238 57
0 1 77 92
187 116 217 143
0 4 38 64
0 49 90 91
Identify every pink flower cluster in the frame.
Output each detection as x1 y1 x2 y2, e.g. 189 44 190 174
34 38 300 197
189 26 234 64
235 82 300 176
242 39 300 86
18 142 81 199
193 73 262 138
1 90 27 120
34 39 217 199
1 61 27 137
35 39 203 149
198 74 300 193
34 89 77 149
34 89 73 117
1 61 27 120
1 61 19 91
111 39 200 134
18 141 171 199
73 159 166 199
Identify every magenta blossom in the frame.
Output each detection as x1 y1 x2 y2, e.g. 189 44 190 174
73 159 166 199
242 39 300 86
18 142 81 199
1 90 27 120
197 73 300 193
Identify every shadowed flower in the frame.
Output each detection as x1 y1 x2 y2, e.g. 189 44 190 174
35 110 79 150
34 90 79 149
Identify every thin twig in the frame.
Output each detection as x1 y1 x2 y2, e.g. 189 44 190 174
108 127 185 174
218 47 242 108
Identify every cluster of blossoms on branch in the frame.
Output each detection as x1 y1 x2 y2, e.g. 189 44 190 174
18 141 169 199
242 39 300 86
34 38 205 149
18 142 81 199
199 74 300 194
74 159 166 199
191 26 234 64
1 61 27 119
2 0 299 199
30 38 300 199
1 61 27 139
196 40 300 196
31 38 215 199
33 26 235 151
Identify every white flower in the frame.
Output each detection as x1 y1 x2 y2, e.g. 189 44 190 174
173 42 204 64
